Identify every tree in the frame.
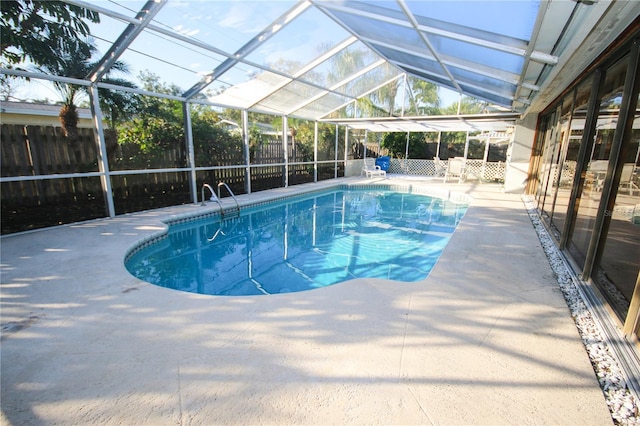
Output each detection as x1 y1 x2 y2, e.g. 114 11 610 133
439 132 467 159
317 122 341 162
371 77 400 116
409 78 440 115
118 72 184 157
442 95 488 115
1 0 99 69
353 75 442 118
117 72 242 169
190 103 242 166
0 73 26 101
382 132 432 159
98 79 139 130
327 46 372 118
34 41 135 141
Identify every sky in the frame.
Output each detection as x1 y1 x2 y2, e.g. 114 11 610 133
6 0 534 111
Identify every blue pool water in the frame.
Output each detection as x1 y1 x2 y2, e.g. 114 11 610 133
125 189 468 296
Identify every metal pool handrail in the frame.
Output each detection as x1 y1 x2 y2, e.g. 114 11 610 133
217 182 240 218
201 183 223 210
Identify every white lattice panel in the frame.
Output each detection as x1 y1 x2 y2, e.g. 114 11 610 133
560 161 577 187
462 160 505 182
548 161 576 187
388 159 408 174
464 160 483 181
388 158 505 182
388 159 440 175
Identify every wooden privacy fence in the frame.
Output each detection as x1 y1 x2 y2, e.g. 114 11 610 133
1 126 338 234
1 124 112 233
1 125 105 209
1 124 107 176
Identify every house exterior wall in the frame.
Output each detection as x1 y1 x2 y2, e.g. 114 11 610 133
504 114 538 194
0 101 96 128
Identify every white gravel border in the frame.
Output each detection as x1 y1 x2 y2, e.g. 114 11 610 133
523 196 639 425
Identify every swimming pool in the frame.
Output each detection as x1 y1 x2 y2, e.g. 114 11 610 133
125 188 469 296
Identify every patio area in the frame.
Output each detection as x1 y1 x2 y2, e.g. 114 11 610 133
1 177 613 425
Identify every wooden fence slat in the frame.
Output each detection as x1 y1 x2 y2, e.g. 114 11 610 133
1 124 32 177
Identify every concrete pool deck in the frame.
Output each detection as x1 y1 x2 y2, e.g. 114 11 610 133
1 177 613 425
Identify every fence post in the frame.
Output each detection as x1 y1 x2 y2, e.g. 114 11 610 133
183 102 198 204
89 85 115 218
364 129 368 159
463 130 470 160
242 109 251 194
314 121 318 182
463 130 470 179
482 133 490 181
404 132 410 174
334 124 339 179
344 126 349 173
283 115 288 187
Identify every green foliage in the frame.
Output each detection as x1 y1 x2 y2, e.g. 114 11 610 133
223 108 241 124
267 117 316 162
98 79 139 129
116 73 188 167
138 70 182 97
1 0 99 69
356 97 389 118
25 36 136 142
317 123 340 161
442 95 488 115
191 105 242 165
34 41 96 107
248 125 265 153
31 37 137 133
382 132 405 158
289 120 314 162
408 79 440 115
116 72 242 168
118 114 184 154
382 132 437 159
247 111 278 155
438 132 466 158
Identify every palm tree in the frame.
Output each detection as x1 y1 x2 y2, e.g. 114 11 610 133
35 40 136 142
442 95 487 115
98 78 138 129
410 78 439 115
